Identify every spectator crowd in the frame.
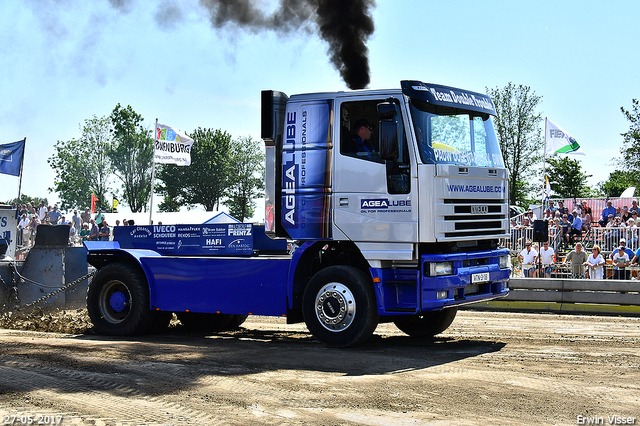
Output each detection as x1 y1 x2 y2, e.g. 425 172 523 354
12 202 125 249
511 197 640 280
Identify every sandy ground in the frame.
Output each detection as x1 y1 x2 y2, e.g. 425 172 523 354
0 309 638 425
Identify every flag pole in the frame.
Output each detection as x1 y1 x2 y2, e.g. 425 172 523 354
16 137 26 202
543 118 547 209
149 119 158 225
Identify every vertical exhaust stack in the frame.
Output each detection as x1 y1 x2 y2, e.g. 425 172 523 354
261 90 289 239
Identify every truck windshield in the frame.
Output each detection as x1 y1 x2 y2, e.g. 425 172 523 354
410 100 505 168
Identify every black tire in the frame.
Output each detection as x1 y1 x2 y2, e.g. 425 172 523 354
302 266 379 348
87 262 154 336
176 312 235 331
393 307 458 338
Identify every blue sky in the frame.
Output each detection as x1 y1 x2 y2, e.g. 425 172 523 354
1 0 638 219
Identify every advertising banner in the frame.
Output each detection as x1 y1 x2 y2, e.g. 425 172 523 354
281 100 333 239
114 223 253 256
0 207 18 258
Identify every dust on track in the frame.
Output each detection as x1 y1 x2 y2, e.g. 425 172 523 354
0 310 638 425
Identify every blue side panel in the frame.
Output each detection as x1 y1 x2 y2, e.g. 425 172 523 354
141 256 290 316
281 100 333 240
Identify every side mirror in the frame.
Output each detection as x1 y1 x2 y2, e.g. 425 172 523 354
377 101 399 160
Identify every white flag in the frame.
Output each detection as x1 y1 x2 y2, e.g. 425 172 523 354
545 118 585 155
545 174 551 199
155 123 195 166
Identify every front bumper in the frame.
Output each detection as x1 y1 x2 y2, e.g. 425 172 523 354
370 248 510 315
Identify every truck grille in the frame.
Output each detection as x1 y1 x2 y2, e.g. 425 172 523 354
441 198 508 239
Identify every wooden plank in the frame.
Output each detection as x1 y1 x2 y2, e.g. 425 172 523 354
509 280 564 291
561 292 640 305
509 277 640 293
464 300 640 316
505 289 640 305
505 290 563 303
560 281 640 292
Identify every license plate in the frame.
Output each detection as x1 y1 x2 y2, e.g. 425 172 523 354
472 272 490 283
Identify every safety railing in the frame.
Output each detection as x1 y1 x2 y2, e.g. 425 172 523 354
590 226 639 252
507 226 638 255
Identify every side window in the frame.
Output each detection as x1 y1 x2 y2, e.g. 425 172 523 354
339 99 410 194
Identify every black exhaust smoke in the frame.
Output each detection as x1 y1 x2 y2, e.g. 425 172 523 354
198 0 376 89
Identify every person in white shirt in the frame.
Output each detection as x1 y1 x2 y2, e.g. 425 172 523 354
518 240 538 278
538 241 555 278
612 246 630 280
586 245 605 280
38 202 47 221
17 213 29 247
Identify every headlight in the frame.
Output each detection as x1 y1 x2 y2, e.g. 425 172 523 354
499 254 511 269
429 261 453 276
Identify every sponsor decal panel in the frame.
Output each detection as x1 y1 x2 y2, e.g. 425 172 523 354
360 198 412 214
115 224 253 255
281 101 332 239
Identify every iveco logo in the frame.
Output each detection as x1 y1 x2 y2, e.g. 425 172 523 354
471 205 488 215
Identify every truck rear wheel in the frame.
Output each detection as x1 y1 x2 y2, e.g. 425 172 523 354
227 314 248 329
87 262 154 336
302 266 379 348
393 307 458 338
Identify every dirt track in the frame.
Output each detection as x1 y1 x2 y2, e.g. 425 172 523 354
0 310 638 425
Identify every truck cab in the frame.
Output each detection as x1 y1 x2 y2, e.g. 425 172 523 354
262 81 510 338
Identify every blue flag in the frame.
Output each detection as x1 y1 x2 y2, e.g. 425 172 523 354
0 139 25 177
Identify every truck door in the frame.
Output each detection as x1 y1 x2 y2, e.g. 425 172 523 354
332 97 418 260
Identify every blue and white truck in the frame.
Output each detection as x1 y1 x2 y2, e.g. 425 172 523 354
85 80 511 347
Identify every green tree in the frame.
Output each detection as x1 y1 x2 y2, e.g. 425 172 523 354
47 116 112 210
156 128 232 212
487 83 544 205
155 163 187 213
223 136 265 222
617 99 640 176
7 194 48 207
546 155 595 199
598 170 638 198
108 104 153 213
597 99 640 199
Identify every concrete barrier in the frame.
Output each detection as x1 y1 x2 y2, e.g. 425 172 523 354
467 277 640 316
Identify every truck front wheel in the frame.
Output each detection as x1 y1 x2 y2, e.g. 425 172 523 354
302 266 379 348
87 262 154 336
393 307 458 338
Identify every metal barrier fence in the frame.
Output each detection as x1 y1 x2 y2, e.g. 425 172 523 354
507 226 639 255
591 226 639 252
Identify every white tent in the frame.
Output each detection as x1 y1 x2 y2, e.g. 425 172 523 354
620 187 636 198
203 212 240 224
100 210 245 226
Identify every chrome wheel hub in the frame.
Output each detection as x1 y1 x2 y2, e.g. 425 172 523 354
314 283 355 332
